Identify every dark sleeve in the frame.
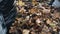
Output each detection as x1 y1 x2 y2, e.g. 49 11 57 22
0 0 17 27
0 0 14 12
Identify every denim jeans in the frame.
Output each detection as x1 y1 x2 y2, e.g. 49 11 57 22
0 12 7 34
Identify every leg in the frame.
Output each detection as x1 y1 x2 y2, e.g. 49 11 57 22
0 12 7 34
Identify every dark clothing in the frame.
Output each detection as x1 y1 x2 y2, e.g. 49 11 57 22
0 0 17 34
0 0 14 12
0 0 17 27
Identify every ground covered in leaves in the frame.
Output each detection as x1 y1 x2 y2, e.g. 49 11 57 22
9 0 60 34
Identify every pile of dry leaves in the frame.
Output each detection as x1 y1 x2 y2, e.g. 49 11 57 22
9 0 60 34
